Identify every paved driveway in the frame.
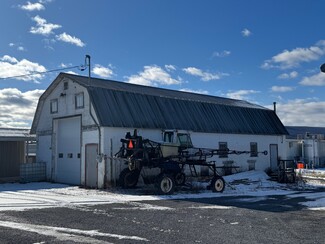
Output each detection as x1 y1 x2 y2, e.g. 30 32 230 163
0 182 324 243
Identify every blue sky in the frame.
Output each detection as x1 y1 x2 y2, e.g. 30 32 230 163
1 0 325 128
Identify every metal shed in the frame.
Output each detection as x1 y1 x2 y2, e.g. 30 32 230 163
0 128 36 182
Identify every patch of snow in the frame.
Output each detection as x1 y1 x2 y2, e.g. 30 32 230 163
0 170 324 211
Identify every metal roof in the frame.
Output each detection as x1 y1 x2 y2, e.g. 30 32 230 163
286 126 325 139
61 73 288 135
0 128 35 141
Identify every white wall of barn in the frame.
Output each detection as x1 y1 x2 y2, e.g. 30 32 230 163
36 135 52 180
36 78 95 133
35 78 101 185
100 127 286 185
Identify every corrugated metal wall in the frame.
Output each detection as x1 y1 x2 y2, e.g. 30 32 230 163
0 141 25 178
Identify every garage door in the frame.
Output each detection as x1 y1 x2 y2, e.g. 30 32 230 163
56 116 81 185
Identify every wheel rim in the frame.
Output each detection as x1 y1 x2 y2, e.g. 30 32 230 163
160 177 173 193
214 178 224 192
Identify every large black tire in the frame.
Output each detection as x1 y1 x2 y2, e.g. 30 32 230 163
119 168 140 188
156 174 175 195
174 172 186 186
211 176 225 193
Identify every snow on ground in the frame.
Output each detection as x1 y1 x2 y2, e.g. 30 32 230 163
0 170 324 212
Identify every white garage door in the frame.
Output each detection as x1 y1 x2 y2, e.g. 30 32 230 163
56 116 81 185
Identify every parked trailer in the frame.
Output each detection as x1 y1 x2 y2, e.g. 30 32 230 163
115 130 268 194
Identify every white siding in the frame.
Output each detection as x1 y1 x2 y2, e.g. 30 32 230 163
36 135 52 179
101 128 285 184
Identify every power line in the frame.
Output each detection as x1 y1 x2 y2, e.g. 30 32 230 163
0 65 83 81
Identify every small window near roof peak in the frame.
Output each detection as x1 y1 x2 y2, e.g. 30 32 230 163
64 82 68 90
50 99 58 114
75 92 84 109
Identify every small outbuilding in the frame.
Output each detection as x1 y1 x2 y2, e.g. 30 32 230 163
0 128 36 182
31 73 288 188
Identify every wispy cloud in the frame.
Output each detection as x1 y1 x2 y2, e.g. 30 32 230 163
226 89 260 100
278 71 298 79
241 28 252 37
8 43 26 52
92 64 114 78
271 86 295 92
179 88 209 95
262 40 325 69
0 88 44 128
299 72 325 86
165 64 176 72
20 1 45 11
30 15 61 36
56 32 85 47
0 55 46 82
267 99 325 126
126 65 182 86
212 50 231 58
183 67 227 81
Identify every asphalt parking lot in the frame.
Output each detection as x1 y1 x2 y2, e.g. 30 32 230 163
0 190 324 244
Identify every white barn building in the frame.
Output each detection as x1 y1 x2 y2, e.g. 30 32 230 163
31 73 288 188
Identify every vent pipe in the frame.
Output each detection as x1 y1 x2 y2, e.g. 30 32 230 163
273 102 276 114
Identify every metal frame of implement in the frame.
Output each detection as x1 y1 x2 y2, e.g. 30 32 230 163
115 131 268 195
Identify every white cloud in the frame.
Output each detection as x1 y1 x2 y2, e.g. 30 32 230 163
299 72 325 86
165 65 176 72
278 71 298 79
271 86 295 92
268 99 325 126
30 15 61 36
20 1 45 11
226 90 260 100
212 50 231 58
241 28 252 37
126 65 182 86
0 55 46 82
8 43 26 52
92 64 114 78
183 67 226 81
0 88 44 128
262 40 325 69
179 88 209 95
17 46 25 51
56 32 85 47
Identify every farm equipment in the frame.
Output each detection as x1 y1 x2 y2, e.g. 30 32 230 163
277 160 296 183
115 130 268 194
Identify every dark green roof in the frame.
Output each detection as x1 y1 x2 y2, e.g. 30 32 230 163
63 73 287 135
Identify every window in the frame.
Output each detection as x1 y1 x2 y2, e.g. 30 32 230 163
75 92 84 109
250 142 258 157
219 142 228 158
64 82 69 90
50 99 58 114
163 131 174 143
177 133 193 149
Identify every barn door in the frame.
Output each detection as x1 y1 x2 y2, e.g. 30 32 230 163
85 144 98 188
56 116 81 185
270 144 278 171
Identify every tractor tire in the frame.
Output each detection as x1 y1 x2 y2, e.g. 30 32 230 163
119 168 140 188
174 172 186 186
156 174 175 195
211 176 225 193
